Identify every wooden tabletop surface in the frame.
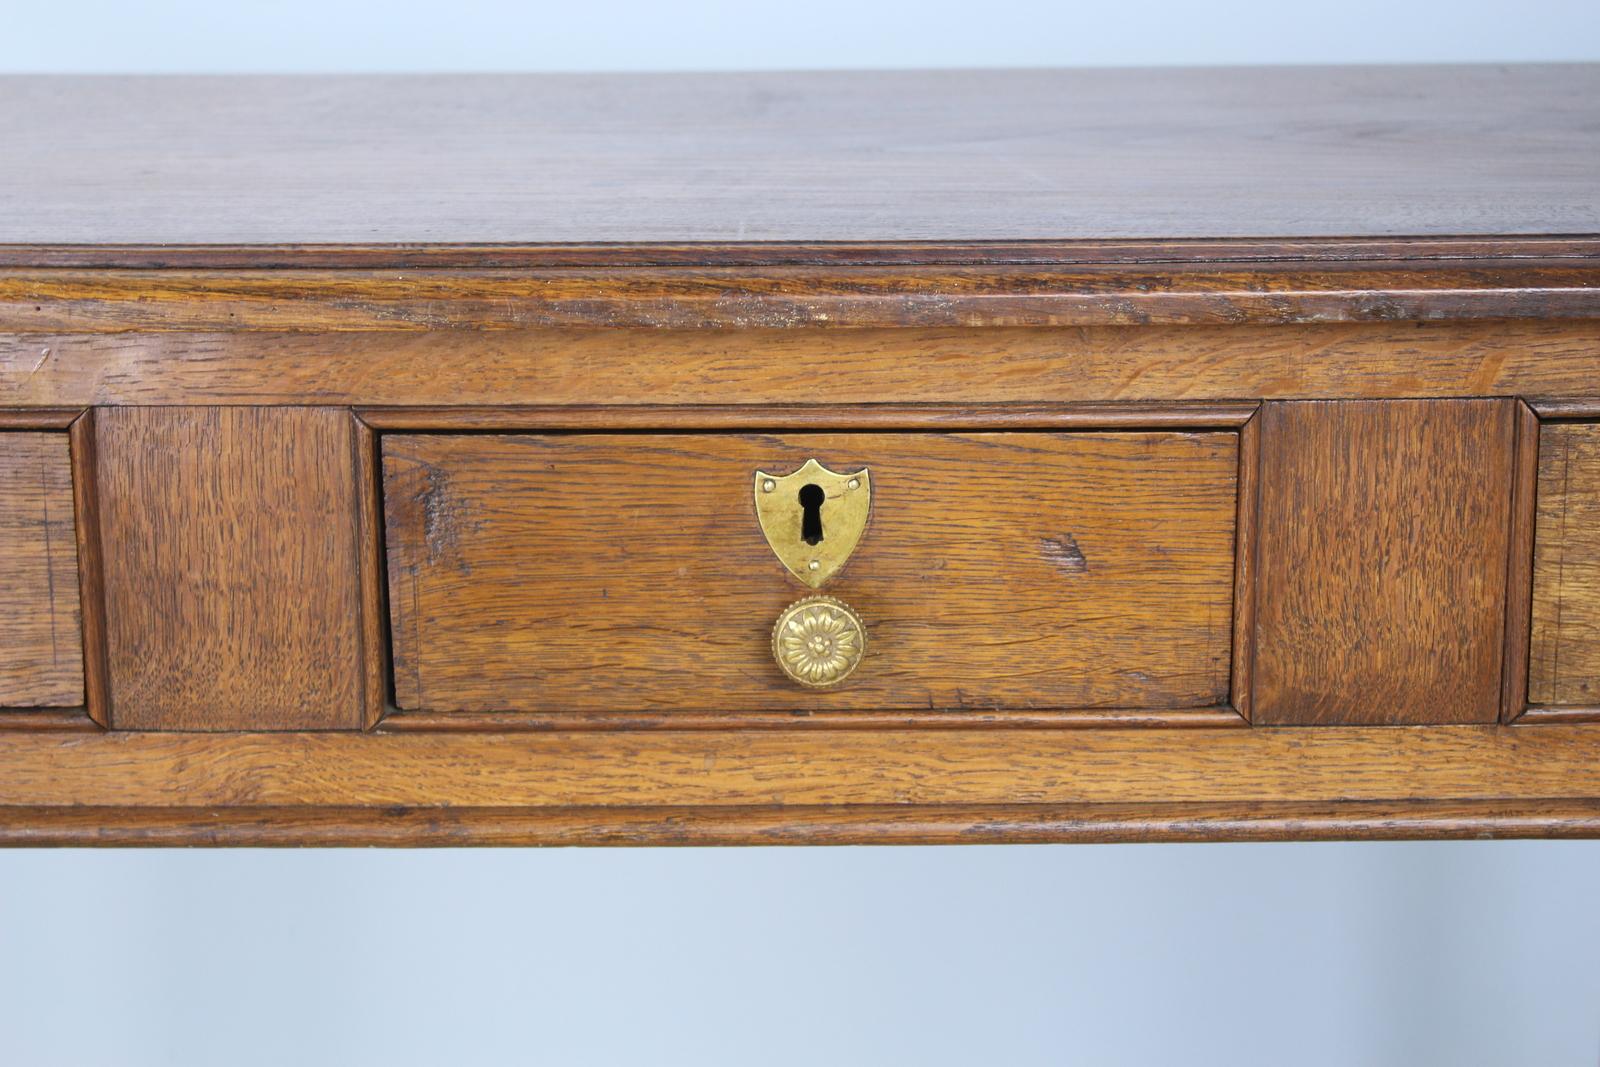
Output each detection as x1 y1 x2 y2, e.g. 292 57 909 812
1 65 1596 248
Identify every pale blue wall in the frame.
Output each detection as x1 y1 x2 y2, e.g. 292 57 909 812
2 843 1600 1065
3 3 1600 1064
1 0 1597 71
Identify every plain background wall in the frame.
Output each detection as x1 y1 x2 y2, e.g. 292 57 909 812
3 3 1600 1064
2 0 1599 70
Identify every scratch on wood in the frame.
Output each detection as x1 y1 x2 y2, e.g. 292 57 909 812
1040 534 1088 573
418 467 482 573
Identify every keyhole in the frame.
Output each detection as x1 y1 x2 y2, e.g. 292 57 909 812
798 483 825 545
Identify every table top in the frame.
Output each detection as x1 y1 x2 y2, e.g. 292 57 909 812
1 65 1596 251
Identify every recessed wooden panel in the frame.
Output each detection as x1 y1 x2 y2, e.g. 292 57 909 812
96 407 362 730
1254 400 1515 725
384 432 1239 715
0 432 83 706
1530 422 1600 707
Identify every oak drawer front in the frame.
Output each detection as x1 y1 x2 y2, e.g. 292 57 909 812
1531 421 1600 709
0 431 84 708
382 431 1238 715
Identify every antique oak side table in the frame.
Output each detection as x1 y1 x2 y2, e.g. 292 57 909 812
1 66 1598 844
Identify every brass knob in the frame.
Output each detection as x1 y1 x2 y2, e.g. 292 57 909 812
771 595 867 688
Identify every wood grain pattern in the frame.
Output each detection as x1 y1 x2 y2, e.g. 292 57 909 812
1514 706 1600 725
384 432 1239 715
377 707 1246 732
1529 400 1600 419
5 235 1600 270
2 67 1596 244
1254 400 1515 725
0 709 99 732
0 432 83 706
5 321 1599 409
96 407 363 730
4 800 1599 847
0 409 80 429
1529 422 1600 707
1 725 1599 809
1502 402 1540 721
362 404 1256 433
1 263 1596 332
1231 411 1261 722
353 416 388 730
68 411 111 727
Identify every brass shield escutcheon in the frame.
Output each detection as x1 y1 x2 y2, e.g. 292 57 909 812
753 458 871 588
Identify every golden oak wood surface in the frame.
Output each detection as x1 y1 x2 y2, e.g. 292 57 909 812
10 800 1600 847
6 321 1600 408
1254 400 1515 725
1501 402 1541 722
354 417 388 731
68 411 112 727
3 726 1600 812
96 407 365 730
384 432 1238 715
0 431 83 707
1230 412 1261 722
2 263 1599 331
1530 421 1600 708
3 67 1596 246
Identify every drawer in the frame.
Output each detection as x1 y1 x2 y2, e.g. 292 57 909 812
382 431 1239 715
1530 420 1600 708
0 431 84 708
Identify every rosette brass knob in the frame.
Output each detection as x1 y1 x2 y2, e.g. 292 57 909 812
771 595 867 688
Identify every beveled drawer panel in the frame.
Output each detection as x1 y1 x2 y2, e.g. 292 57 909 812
94 407 365 731
1252 399 1516 725
382 431 1239 715
0 431 84 707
